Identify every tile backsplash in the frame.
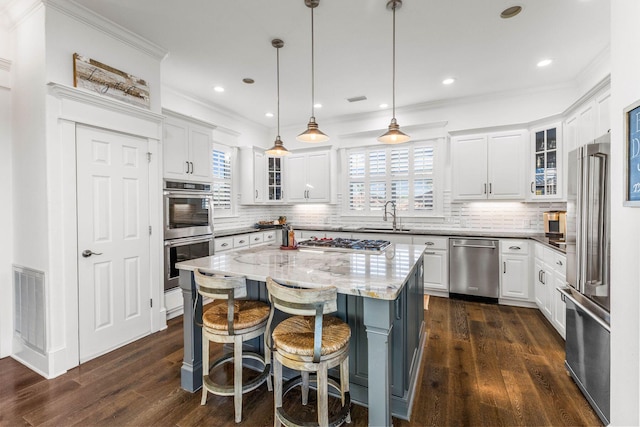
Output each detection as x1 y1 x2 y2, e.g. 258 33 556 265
214 191 566 234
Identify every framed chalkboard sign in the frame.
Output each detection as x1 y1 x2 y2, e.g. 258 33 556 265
624 99 640 206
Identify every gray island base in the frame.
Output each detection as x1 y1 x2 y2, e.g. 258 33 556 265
176 244 426 427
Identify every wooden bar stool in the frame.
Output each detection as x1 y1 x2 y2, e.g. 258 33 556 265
194 269 272 423
265 277 351 427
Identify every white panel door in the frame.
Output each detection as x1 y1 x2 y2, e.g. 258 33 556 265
163 120 189 179
76 125 151 363
488 131 526 199
189 126 212 181
451 135 488 199
286 153 307 202
307 151 330 202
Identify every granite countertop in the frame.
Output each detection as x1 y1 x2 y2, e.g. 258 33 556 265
176 243 425 300
214 225 566 254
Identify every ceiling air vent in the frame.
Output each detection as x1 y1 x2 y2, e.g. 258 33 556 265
347 95 367 103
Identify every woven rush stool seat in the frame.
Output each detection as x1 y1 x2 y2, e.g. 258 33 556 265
266 277 351 427
195 270 272 424
272 316 351 358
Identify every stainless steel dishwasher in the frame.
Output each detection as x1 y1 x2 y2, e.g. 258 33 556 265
449 238 500 299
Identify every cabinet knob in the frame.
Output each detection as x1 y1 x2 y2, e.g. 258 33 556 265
238 240 245 244
509 246 521 250
556 260 563 266
425 242 435 246
221 243 229 247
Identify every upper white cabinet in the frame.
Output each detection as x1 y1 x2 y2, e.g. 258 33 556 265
564 83 611 154
286 149 331 203
239 147 285 205
451 130 527 200
528 123 563 200
163 110 213 182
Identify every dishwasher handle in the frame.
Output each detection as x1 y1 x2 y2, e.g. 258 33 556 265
451 241 497 250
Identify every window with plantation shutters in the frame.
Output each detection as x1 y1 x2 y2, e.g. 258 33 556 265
212 145 233 215
345 142 438 215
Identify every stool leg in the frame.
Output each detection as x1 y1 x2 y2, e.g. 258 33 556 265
265 333 273 392
301 371 310 405
274 356 282 427
341 357 351 424
201 332 209 406
234 335 243 423
317 362 329 427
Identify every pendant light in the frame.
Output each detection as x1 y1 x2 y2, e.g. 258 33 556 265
378 0 410 144
296 0 329 143
266 39 291 157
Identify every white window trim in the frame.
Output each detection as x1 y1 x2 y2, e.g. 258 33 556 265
340 138 444 218
212 142 237 219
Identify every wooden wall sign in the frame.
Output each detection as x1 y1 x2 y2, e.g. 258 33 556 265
73 53 150 109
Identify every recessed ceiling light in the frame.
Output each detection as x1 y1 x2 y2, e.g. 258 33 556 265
537 59 553 67
242 78 255 84
500 5 522 19
265 112 274 118
442 78 456 85
379 103 389 109
213 86 225 93
314 103 322 109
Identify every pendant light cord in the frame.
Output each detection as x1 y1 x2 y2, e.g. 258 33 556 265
392 2 396 121
276 45 281 138
310 7 315 118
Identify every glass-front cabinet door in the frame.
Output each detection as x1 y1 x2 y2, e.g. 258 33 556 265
267 156 284 201
530 124 562 200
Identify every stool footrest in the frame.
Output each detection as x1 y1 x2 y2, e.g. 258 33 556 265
203 352 270 396
278 375 351 427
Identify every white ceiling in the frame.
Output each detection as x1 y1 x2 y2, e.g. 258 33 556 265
6 0 612 129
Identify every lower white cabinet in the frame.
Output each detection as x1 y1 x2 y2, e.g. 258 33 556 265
499 240 531 301
413 236 449 295
533 242 566 339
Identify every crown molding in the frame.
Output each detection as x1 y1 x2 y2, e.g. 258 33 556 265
162 108 217 130
3 0 43 31
44 0 168 61
48 82 164 123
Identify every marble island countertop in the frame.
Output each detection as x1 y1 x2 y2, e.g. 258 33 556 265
176 243 425 300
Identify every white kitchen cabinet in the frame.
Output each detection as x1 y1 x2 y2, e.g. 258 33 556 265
533 242 567 339
564 82 610 154
451 130 526 200
163 110 213 182
286 150 331 203
239 147 265 204
528 123 562 200
499 240 531 301
413 236 449 296
214 236 234 253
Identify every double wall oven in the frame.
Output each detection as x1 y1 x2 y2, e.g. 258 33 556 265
164 181 214 291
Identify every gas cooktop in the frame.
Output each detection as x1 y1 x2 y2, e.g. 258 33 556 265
297 237 391 252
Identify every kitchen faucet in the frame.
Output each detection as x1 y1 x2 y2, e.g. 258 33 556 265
383 200 397 231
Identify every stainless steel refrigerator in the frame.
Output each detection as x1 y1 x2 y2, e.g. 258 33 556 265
560 134 610 425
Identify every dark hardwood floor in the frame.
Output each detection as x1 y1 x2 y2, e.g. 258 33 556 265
0 297 602 426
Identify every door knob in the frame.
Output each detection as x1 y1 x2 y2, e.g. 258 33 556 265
82 249 103 258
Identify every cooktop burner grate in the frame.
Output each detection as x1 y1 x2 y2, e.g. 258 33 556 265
297 237 391 252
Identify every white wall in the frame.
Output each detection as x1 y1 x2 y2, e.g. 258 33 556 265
610 1 640 425
0 19 12 357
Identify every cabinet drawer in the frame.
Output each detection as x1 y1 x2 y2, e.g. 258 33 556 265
249 232 265 246
263 230 277 243
501 239 529 255
552 252 567 276
214 237 233 252
233 235 250 248
413 236 448 250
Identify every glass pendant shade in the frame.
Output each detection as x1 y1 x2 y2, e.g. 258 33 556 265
266 136 290 157
297 117 329 143
378 118 410 144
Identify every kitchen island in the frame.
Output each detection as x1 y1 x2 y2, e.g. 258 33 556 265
176 243 426 427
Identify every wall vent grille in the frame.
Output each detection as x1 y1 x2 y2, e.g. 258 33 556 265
13 266 46 355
